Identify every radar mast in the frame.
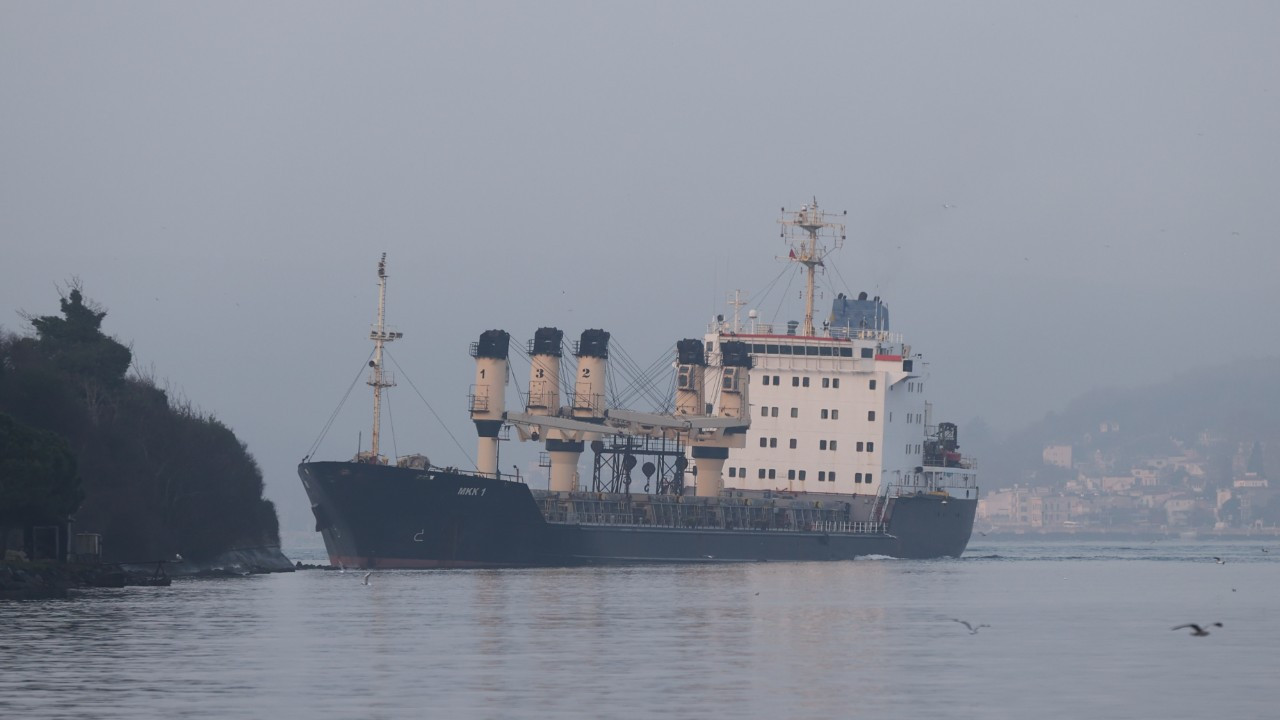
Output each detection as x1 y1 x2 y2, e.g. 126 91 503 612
779 199 846 336
367 253 403 460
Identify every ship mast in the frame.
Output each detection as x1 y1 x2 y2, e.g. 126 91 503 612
367 253 402 460
779 199 846 337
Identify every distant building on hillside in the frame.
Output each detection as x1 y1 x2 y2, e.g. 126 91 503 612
1043 444 1073 469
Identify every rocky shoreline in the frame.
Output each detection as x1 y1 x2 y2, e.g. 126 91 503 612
1 545 296 600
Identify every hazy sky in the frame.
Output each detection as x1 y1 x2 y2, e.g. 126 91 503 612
4 2 1278 529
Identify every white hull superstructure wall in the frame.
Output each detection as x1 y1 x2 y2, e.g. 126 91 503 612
705 328 936 497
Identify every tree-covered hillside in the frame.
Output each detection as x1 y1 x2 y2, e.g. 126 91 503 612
987 357 1280 488
0 285 278 562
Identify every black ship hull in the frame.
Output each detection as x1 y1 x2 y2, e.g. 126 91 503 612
300 461 976 568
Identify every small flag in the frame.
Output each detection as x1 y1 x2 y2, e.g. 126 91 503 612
788 249 796 259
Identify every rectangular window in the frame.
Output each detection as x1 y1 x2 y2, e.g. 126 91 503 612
806 346 819 356
903 360 913 372
822 378 830 388
760 437 768 448
759 468 766 479
771 407 779 417
792 376 800 387
768 469 776 480
865 473 873 483
798 470 806 481
857 441 864 452
729 467 736 478
779 345 792 355
831 409 839 420
790 407 798 418
819 346 832 357
856 472 863 483
740 467 745 477
789 438 797 449
832 378 840 388
830 440 837 451
868 410 876 421
830 472 836 483
819 440 828 450
762 375 770 386
802 377 810 387
819 471 826 482
821 409 829 419
861 347 874 358
773 375 780 385
869 379 877 390
867 442 874 452
839 347 852 357
760 406 769 417
769 437 778 448
788 469 796 480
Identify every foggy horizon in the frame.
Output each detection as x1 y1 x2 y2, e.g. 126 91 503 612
4 2 1278 529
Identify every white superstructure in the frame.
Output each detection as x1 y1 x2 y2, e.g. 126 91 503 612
702 201 977 502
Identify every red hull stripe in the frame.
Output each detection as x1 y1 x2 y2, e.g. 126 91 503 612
874 354 903 361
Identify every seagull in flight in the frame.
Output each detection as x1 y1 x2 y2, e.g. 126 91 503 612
363 572 372 586
1213 557 1226 564
1171 622 1222 637
951 619 989 634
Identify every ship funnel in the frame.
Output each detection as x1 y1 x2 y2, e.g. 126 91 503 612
674 338 706 416
526 327 563 414
470 329 510 477
572 329 609 421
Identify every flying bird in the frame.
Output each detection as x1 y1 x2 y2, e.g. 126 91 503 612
363 572 372 586
1171 622 1222 637
951 619 989 635
1213 557 1226 564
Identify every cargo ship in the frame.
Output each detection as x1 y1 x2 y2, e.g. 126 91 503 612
299 203 978 567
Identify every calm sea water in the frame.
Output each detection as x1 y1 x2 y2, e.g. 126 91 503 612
2 537 1277 720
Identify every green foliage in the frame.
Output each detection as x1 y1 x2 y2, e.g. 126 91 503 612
0 413 83 524
1 286 279 561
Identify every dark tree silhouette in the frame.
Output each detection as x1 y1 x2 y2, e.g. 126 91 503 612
0 413 83 556
1 284 279 562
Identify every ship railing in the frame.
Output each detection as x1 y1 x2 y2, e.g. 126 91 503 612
889 468 979 497
468 387 489 413
541 507 886 535
826 328 904 344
